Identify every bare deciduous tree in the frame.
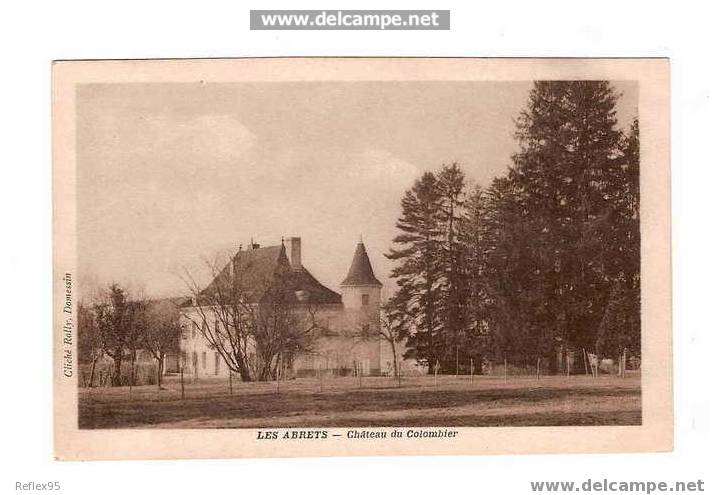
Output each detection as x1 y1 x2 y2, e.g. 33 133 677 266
354 303 408 378
142 300 182 388
181 256 255 381
181 255 321 382
77 301 103 387
251 285 320 381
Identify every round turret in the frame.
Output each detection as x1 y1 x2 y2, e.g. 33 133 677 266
340 241 382 310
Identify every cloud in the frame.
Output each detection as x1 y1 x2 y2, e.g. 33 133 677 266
349 149 420 186
87 113 258 206
139 113 255 155
127 113 256 176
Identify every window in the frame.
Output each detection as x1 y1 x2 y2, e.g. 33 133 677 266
191 327 196 339
361 294 370 306
202 352 207 369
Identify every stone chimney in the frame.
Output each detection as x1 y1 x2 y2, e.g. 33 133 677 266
289 237 302 271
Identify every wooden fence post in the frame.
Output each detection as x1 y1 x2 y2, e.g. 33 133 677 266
622 348 628 378
129 363 135 392
180 366 185 400
455 346 459 378
276 354 281 394
566 353 570 376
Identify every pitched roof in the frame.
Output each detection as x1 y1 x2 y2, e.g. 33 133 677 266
149 296 193 309
289 267 342 304
201 244 341 305
340 242 382 287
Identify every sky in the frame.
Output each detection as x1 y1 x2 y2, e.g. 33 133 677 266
76 81 637 299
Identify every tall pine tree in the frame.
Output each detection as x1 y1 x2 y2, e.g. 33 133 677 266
386 172 443 372
487 81 634 365
594 118 640 358
436 163 470 370
459 185 495 371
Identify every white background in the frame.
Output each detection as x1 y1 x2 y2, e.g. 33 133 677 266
0 1 716 493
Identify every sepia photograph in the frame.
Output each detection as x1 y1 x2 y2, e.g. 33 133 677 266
7 0 719 490
52 58 671 459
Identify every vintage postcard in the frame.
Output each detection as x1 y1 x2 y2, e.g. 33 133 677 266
53 58 671 460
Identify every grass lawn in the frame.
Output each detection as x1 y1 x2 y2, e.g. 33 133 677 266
78 373 641 429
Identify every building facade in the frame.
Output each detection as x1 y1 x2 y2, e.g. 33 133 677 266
179 237 389 379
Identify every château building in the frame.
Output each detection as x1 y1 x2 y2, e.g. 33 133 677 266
177 237 390 379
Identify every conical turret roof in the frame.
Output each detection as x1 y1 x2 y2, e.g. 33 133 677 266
341 242 382 287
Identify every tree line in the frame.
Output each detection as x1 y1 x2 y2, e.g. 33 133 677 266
78 265 322 386
385 81 640 373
